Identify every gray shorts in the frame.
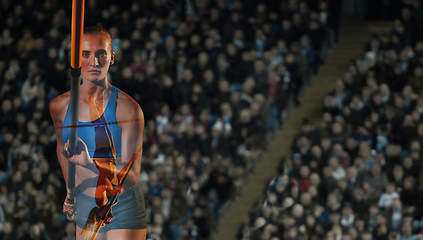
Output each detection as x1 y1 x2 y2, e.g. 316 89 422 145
75 182 147 233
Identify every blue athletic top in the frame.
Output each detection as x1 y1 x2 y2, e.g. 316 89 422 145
62 86 122 158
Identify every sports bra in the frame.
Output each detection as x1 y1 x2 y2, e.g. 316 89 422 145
61 86 122 158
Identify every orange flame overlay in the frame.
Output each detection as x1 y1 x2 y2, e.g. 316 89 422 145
88 150 141 240
71 0 85 69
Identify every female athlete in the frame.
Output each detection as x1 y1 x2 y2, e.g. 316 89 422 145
50 26 147 240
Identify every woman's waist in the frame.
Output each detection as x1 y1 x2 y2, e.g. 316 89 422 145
75 176 139 198
61 125 122 156
75 162 135 181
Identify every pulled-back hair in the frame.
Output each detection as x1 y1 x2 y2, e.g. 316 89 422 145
83 26 112 51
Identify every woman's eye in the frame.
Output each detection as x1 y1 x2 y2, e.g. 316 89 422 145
82 53 89 57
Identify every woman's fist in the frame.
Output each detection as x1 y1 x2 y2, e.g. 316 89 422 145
60 137 93 166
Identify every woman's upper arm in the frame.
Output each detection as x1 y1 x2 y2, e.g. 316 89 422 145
49 95 70 183
50 96 65 145
117 93 144 167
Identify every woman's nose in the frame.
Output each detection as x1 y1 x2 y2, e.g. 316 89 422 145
90 55 99 67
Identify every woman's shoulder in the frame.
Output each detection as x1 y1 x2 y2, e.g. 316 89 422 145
116 89 143 119
49 91 71 119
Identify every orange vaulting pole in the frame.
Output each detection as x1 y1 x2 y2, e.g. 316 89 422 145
67 0 85 221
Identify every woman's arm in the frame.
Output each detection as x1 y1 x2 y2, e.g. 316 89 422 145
116 92 144 188
50 94 71 189
49 94 97 190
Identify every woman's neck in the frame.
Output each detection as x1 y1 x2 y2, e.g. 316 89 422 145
80 78 112 98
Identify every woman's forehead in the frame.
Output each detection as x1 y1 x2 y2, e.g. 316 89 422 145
82 34 111 51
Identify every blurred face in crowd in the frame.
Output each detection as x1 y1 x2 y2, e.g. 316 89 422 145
311 145 322 159
243 77 255 93
410 140 421 151
331 122 343 135
332 144 344 157
190 34 200 46
279 194 292 208
403 157 412 169
392 197 401 210
327 194 338 207
400 49 409 62
342 234 351 240
183 69 194 82
309 173 320 186
165 36 175 47
254 60 265 72
205 38 214 49
402 223 412 236
393 165 403 181
254 93 265 107
320 137 331 151
322 166 332 179
330 212 341 224
335 80 345 93
309 21 319 31
328 157 339 169
376 224 388 237
3 222 12 234
404 177 415 190
343 71 353 84
351 95 361 106
287 227 298 239
198 52 209 65
81 33 114 83
290 186 299 199
297 136 310 149
402 8 410 20
386 183 395 193
362 233 373 240
240 109 251 123
380 84 390 96
300 192 312 206
234 29 244 40
371 164 381 176
342 206 353 216
299 166 310 179
307 185 318 198
291 204 304 219
48 48 57 59
417 98 423 108
353 188 364 201
2 99 12 113
230 91 240 105
305 215 315 228
338 179 348 191
394 19 404 31
414 66 423 77
395 95 405 109
346 167 357 180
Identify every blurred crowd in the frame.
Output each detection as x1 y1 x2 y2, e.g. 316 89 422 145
239 1 423 240
0 0 342 239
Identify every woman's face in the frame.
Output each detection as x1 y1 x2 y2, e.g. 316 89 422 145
81 34 114 83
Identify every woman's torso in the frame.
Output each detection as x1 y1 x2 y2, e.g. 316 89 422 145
61 85 122 158
61 85 125 196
